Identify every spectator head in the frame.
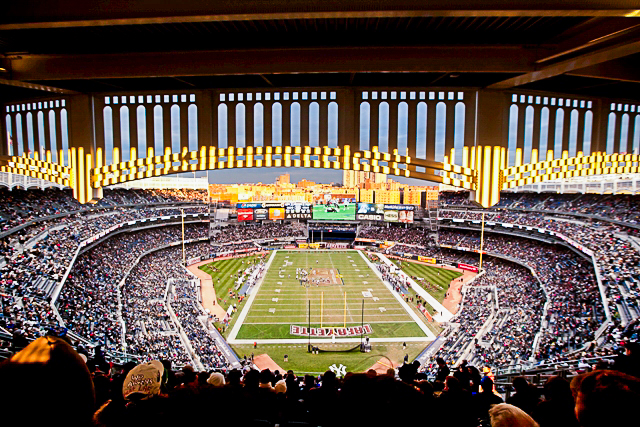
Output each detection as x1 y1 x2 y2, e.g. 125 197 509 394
571 370 640 427
259 369 273 385
436 357 445 366
481 376 494 393
624 341 639 356
181 365 196 385
274 379 287 394
489 403 539 427
0 336 96 427
207 372 226 387
543 376 572 402
123 360 166 401
445 376 462 392
366 369 377 378
512 376 529 393
227 368 242 386
243 369 259 388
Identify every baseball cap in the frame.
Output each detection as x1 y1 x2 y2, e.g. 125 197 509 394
207 372 226 387
122 360 165 400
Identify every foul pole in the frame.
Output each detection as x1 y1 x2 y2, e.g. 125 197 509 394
479 211 485 270
181 208 186 266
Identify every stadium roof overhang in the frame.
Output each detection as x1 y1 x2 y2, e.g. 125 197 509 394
1 1 640 102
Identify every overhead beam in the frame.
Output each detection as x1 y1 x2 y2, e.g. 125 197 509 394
567 62 640 83
0 78 80 94
2 0 639 29
487 39 640 89
9 46 539 81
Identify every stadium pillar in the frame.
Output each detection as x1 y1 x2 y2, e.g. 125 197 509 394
470 91 510 208
67 94 102 204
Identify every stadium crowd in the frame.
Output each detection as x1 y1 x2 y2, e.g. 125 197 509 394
3 333 638 427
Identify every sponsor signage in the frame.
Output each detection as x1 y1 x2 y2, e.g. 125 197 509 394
237 203 262 209
457 263 479 272
298 243 309 249
398 210 414 223
354 238 377 243
384 210 399 222
383 204 416 211
285 202 312 219
309 243 321 249
254 208 268 220
418 256 437 264
357 203 385 214
290 324 373 337
284 245 297 249
237 209 254 221
269 207 285 220
357 213 383 221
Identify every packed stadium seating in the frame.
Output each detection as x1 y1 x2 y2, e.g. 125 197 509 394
1 187 640 427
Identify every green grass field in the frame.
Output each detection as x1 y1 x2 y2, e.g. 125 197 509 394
232 342 427 375
389 257 462 303
199 255 264 310
233 250 428 340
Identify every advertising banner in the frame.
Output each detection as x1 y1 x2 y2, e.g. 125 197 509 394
457 263 479 272
354 238 377 243
383 204 416 211
237 203 262 209
309 243 321 249
284 245 297 249
237 208 254 221
290 324 373 337
284 202 312 219
399 210 414 223
356 203 384 221
269 207 285 220
384 210 399 222
298 243 309 249
254 208 268 220
418 256 437 264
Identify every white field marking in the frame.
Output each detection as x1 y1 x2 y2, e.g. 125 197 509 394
373 297 379 302
363 281 368 284
358 275 364 277
362 291 372 297
328 251 354 324
277 282 282 285
228 337 432 344
269 308 276 313
379 307 386 312
227 250 278 341
357 250 436 340
275 289 281 293
368 288 373 292
272 298 279 302
375 252 453 322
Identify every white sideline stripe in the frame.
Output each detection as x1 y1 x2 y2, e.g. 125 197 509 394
375 253 453 322
357 250 436 340
231 337 432 345
227 250 278 342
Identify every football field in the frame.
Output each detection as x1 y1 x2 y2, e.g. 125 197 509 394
227 250 434 343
